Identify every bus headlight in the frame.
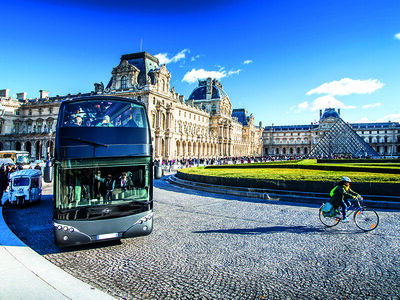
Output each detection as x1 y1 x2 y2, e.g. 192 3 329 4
136 213 153 226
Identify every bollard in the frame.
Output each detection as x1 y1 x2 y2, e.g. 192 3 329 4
154 166 163 179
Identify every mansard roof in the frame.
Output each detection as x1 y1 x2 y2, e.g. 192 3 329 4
107 52 160 89
264 124 318 131
321 108 340 120
232 109 250 126
188 78 228 100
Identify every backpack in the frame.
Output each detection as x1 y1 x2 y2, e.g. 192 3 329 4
321 202 336 217
330 186 338 197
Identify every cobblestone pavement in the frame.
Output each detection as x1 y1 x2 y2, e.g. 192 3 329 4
3 178 400 299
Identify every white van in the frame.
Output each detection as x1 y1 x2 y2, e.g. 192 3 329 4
8 169 42 205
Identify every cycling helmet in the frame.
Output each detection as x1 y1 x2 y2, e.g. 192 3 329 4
342 176 352 182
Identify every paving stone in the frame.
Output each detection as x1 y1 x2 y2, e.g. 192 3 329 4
3 179 400 299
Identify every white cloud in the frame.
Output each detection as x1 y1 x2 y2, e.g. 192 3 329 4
291 95 356 113
182 68 226 83
191 55 201 62
356 117 371 123
310 95 357 111
290 101 309 113
155 49 189 65
362 102 382 109
243 60 253 65
306 78 384 96
228 69 241 76
394 33 400 40
376 113 400 123
182 68 241 83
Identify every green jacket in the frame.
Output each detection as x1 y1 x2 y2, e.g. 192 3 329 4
330 183 359 208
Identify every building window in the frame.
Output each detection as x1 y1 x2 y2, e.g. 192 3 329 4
15 110 20 116
121 76 127 89
36 121 42 133
38 108 42 115
49 107 53 114
28 109 32 116
14 123 20 134
47 121 53 132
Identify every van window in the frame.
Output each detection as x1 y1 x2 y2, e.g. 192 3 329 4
31 178 39 188
14 177 29 186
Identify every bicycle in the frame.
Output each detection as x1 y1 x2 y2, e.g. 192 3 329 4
319 196 379 231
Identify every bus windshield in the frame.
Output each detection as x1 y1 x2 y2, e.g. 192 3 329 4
16 154 30 164
54 157 151 220
0 151 30 165
60 99 148 128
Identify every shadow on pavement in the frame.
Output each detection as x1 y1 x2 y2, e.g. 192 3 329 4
193 225 375 236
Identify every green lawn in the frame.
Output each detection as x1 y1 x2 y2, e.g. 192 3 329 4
179 160 400 183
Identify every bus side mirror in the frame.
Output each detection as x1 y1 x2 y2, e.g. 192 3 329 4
43 160 53 183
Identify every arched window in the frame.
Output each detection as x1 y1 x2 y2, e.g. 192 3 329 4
121 76 127 89
161 114 166 130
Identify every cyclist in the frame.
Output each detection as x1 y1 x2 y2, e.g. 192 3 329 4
330 176 361 222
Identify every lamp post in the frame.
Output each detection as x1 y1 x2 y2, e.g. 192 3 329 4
0 103 4 137
47 129 53 160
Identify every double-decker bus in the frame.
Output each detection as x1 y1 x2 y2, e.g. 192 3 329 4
44 96 153 247
0 150 31 165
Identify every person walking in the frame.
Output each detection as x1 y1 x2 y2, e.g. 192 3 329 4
0 168 9 206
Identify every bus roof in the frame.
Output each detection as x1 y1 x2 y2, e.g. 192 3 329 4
10 169 41 177
61 95 144 106
0 150 29 153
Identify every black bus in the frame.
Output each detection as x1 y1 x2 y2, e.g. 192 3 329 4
45 96 153 247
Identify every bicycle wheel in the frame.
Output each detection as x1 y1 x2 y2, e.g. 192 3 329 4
319 207 340 227
353 207 379 231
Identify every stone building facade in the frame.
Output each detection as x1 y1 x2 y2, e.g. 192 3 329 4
263 108 400 157
0 88 59 160
0 52 263 162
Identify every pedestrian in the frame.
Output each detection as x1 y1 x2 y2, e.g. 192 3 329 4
34 162 42 173
0 169 9 206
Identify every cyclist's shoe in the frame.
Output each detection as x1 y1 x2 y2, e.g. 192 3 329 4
342 218 350 223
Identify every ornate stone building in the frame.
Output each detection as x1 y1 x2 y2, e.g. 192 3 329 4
0 89 59 160
0 52 264 161
263 108 400 157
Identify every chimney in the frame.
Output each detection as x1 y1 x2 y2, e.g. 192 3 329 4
39 90 49 99
338 108 341 116
0 89 10 98
320 109 322 119
17 92 27 100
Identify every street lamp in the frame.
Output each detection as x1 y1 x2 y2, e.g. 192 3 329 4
47 129 53 160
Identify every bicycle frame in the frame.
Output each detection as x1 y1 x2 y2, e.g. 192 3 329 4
319 196 379 231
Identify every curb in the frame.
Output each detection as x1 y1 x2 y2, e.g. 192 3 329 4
167 175 400 210
0 206 115 299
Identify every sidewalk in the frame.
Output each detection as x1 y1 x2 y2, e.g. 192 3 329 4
0 206 115 300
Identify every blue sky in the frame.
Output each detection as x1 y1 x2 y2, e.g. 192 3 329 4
1 0 400 125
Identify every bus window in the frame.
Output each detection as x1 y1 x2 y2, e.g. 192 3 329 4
60 100 148 128
56 164 149 213
14 177 29 187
